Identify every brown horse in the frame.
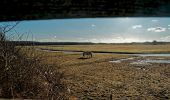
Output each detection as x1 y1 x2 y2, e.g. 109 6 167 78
82 51 93 58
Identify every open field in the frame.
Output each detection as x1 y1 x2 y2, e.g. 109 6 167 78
34 45 170 100
36 44 170 53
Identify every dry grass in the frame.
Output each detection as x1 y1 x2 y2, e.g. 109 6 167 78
0 35 68 99
37 44 170 53
38 48 170 100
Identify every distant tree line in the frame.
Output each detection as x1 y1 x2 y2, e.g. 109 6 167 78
9 41 93 46
10 41 170 46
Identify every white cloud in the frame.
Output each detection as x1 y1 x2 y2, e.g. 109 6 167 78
147 28 155 31
168 25 170 27
91 24 96 27
151 19 158 22
132 25 142 29
122 38 141 43
95 36 142 43
91 38 98 43
147 27 166 32
160 36 170 42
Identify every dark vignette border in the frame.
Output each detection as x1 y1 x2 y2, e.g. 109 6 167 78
0 0 170 21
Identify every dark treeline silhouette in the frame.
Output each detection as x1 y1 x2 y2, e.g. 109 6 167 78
10 41 170 46
10 41 93 46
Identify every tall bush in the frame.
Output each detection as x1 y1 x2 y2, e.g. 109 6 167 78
0 22 68 99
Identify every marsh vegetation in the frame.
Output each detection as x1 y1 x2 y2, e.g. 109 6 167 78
0 24 69 99
36 44 170 99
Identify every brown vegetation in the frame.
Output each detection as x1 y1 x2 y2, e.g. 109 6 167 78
0 24 68 99
39 50 170 99
38 44 170 53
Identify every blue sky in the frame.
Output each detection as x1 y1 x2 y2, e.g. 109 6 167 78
2 17 170 43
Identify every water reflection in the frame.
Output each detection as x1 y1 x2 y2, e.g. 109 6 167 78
135 54 170 57
131 59 170 64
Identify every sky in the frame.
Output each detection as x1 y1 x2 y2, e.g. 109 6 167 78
1 17 170 43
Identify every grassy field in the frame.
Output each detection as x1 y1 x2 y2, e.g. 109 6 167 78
37 44 170 53
35 45 170 100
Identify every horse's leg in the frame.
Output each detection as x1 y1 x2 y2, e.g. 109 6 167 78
87 54 89 58
84 53 85 57
84 53 86 58
82 53 84 57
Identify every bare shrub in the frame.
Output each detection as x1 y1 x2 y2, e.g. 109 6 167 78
0 22 69 99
